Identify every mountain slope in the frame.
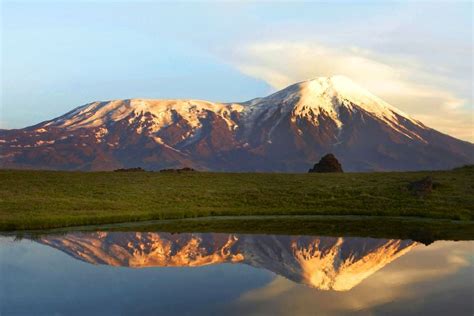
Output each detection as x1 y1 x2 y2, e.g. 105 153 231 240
1 76 472 171
38 232 417 291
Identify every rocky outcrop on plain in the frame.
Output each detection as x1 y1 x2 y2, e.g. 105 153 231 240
408 176 434 197
308 153 343 173
114 167 145 172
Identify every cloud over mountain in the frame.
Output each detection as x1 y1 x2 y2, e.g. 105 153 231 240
228 41 473 142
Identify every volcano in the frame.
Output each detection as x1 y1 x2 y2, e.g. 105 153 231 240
1 76 472 171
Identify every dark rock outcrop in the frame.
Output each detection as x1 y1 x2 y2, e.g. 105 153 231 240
159 167 196 173
408 176 433 197
114 167 145 172
308 154 343 173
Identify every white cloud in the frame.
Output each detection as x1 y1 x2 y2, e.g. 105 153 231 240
227 41 473 142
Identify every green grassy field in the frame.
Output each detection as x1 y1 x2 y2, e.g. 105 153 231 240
0 166 473 231
14 216 470 244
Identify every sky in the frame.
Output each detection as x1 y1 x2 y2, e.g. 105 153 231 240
1 0 473 141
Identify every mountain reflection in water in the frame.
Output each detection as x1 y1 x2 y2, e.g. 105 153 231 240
38 232 417 291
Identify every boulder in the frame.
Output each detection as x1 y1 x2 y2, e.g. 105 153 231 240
114 167 145 172
308 154 343 173
408 176 433 197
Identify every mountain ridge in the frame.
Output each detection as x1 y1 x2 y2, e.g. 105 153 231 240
1 76 472 171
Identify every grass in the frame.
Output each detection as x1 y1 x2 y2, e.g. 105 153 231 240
0 166 473 231
14 216 472 244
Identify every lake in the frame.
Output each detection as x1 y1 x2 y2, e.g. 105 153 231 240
0 231 472 315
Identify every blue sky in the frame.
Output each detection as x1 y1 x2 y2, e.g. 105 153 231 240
1 1 473 141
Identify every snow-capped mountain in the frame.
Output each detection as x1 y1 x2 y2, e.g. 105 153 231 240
38 232 417 291
1 76 472 171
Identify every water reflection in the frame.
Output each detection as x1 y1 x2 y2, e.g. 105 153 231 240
1 232 472 315
38 232 416 291
229 240 474 316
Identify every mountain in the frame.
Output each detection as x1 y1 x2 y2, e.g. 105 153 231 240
38 232 417 291
1 76 472 171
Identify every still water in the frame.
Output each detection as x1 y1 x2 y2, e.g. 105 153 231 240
0 232 473 315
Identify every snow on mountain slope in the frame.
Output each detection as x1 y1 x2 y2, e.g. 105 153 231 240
47 99 243 134
241 76 425 141
41 76 422 141
1 76 472 171
38 232 417 291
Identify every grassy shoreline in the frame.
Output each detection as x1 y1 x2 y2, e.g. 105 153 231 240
7 216 473 244
0 167 473 231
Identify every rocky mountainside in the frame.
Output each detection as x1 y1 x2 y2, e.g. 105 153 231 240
1 76 472 171
38 232 417 291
